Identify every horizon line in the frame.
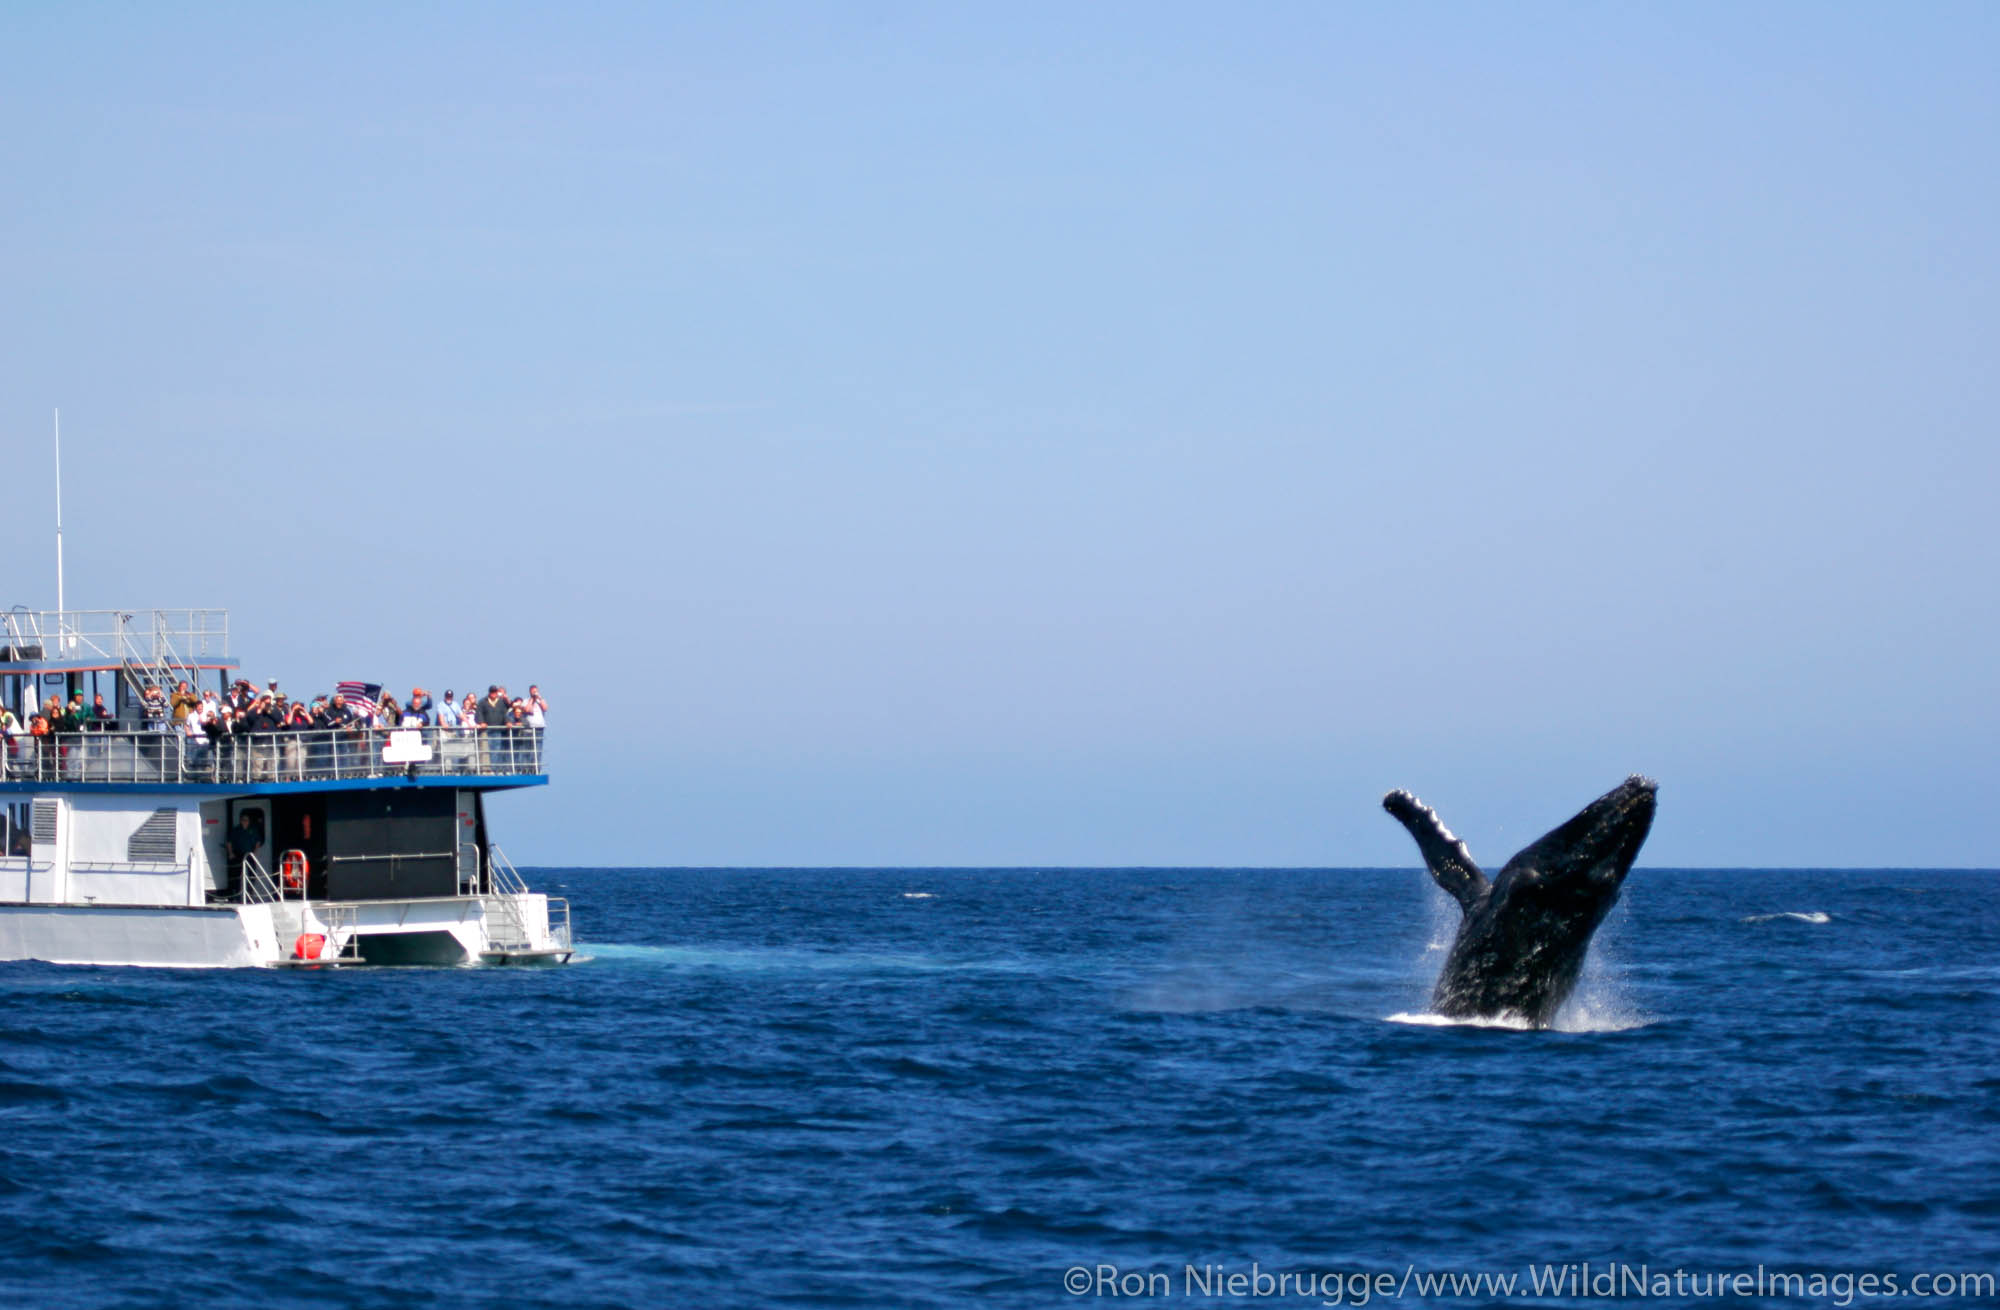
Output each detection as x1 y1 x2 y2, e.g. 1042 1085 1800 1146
508 863 1999 873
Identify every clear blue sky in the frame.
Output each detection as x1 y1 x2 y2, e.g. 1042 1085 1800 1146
2 4 1993 866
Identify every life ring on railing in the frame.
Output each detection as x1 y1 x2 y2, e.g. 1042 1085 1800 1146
280 849 308 891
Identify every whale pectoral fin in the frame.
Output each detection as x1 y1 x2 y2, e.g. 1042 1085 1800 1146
1383 790 1488 913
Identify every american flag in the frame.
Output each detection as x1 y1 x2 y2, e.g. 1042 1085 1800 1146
336 681 381 713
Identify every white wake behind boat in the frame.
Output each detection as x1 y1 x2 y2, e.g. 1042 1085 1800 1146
0 607 570 968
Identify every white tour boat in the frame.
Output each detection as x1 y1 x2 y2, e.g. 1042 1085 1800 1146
0 607 571 967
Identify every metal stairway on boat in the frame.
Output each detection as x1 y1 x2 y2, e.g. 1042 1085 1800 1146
479 845 572 965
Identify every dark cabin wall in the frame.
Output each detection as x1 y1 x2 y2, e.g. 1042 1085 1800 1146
323 789 457 900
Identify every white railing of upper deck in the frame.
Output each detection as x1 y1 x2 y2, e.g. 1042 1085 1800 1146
0 726 544 785
0 609 230 663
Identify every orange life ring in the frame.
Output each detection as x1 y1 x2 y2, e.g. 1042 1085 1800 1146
280 849 308 891
294 933 326 960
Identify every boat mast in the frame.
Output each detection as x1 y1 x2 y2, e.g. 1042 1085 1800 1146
54 408 66 647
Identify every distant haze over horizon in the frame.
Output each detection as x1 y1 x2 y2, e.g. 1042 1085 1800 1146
3 5 1992 867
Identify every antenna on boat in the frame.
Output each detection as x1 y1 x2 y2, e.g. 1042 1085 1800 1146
54 408 66 648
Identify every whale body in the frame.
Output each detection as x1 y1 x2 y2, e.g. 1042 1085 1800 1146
1383 776 1657 1028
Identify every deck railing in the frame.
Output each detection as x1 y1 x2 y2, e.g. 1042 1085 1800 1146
0 726 544 786
1 608 231 663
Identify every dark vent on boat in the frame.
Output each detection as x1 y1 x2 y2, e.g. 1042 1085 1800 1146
31 800 58 846
127 808 178 863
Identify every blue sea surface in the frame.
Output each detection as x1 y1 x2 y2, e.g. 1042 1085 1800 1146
0 868 1995 1308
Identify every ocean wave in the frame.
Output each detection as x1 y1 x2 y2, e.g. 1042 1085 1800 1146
1741 911 1832 924
573 942 1021 975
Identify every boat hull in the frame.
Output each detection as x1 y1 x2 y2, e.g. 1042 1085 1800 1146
0 904 270 968
0 894 568 968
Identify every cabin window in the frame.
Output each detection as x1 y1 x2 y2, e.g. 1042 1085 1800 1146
2 803 27 857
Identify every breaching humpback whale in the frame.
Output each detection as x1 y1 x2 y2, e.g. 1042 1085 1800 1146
1384 776 1657 1027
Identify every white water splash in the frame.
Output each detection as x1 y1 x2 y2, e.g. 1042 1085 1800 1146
1422 882 1459 957
1127 978 1267 1014
1383 1003 1651 1033
1550 993 1653 1033
901 892 936 899
1741 911 1831 924
1555 897 1652 1031
1384 1011 1533 1031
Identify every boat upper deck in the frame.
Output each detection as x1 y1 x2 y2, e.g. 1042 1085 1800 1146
3 605 548 794
0 725 546 794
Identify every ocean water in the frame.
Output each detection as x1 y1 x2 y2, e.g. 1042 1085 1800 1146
1 867 1995 1308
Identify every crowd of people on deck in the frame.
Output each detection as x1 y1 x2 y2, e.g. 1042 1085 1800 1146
0 679 548 773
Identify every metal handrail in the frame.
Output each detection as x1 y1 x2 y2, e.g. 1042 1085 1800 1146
323 850 459 864
2 607 44 658
1 725 545 786
483 846 569 953
127 614 206 712
69 860 191 873
0 609 230 662
306 901 363 961
488 844 530 896
240 851 280 905
483 845 530 946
